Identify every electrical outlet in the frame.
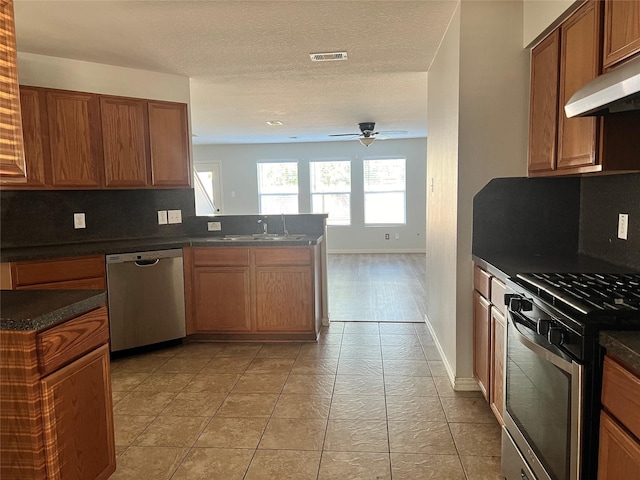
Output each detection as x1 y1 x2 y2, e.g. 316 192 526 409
158 210 168 225
395 233 400 240
168 209 182 224
208 221 222 231
73 213 86 229
385 233 390 240
618 213 629 240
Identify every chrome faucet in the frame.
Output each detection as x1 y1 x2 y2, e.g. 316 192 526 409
282 213 289 236
257 218 268 234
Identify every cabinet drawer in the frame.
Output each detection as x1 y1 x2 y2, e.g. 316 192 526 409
18 277 106 291
12 256 105 287
37 306 109 376
490 277 506 315
602 355 640 440
254 247 311 266
192 247 250 266
473 265 492 298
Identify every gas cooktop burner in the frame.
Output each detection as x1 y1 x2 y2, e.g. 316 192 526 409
516 272 640 316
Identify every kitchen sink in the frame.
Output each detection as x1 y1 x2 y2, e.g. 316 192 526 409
223 234 306 241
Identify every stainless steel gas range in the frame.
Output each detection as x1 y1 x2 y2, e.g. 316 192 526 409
502 272 640 480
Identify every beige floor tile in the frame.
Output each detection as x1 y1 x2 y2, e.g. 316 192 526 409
110 371 151 392
160 391 226 417
291 357 338 375
246 357 295 374
112 390 129 406
231 373 288 393
113 415 155 446
460 455 503 480
383 359 431 376
255 343 302 358
216 343 263 357
297 343 341 358
343 323 380 335
196 416 269 448
273 394 332 418
380 334 423 347
381 345 426 360
113 390 176 416
384 375 438 396
388 421 456 454
157 356 211 374
423 344 443 361
329 394 387 420
110 354 169 374
115 445 128 457
200 355 254 374
259 417 328 450
333 375 384 396
110 446 189 480
134 415 208 447
449 423 502 456
318 451 391 480
317 334 344 345
390 453 465 480
173 342 223 358
216 393 279 417
385 396 446 422
341 334 381 346
339 344 382 359
282 374 335 395
337 358 383 376
428 360 448 377
171 448 254 480
182 373 241 394
378 323 419 335
432 377 483 398
441 397 498 423
133 373 195 392
321 323 345 333
245 449 321 480
324 419 389 453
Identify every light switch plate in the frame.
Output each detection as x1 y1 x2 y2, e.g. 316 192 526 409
618 213 629 240
208 221 222 231
168 209 182 224
73 213 86 229
158 210 168 225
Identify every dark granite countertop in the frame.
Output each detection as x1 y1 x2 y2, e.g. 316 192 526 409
0 289 107 331
472 252 639 281
0 234 323 262
600 331 640 374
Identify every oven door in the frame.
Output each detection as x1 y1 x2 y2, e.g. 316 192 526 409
503 307 583 480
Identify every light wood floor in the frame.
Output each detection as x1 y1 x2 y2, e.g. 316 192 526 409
327 253 427 323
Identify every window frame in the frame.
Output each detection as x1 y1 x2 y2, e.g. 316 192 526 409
257 161 300 215
363 157 407 226
309 159 352 226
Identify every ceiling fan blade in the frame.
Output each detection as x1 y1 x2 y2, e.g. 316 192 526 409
329 133 361 137
377 130 409 135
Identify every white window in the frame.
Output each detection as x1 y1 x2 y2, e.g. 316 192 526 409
257 162 299 214
310 160 351 225
363 158 406 224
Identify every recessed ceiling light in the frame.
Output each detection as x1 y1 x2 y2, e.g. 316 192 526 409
266 120 284 126
310 52 348 62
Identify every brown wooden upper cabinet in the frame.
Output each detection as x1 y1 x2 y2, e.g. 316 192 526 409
0 0 27 183
528 0 640 177
2 87 191 190
603 0 640 69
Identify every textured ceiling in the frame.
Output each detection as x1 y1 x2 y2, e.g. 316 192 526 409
14 1 458 145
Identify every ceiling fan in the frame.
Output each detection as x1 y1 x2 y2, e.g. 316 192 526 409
329 122 408 146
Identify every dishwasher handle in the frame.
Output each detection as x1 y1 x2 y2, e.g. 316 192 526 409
134 259 160 267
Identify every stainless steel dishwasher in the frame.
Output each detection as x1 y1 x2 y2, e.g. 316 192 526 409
106 249 186 352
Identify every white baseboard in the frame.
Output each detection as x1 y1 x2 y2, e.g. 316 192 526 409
327 248 427 254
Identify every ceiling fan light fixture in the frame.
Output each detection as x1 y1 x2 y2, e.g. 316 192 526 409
359 137 376 147
266 120 284 126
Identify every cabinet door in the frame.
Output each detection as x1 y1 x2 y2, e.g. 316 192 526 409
148 101 190 187
0 0 26 182
39 344 115 480
603 0 640 69
473 291 491 400
557 0 601 170
598 411 640 480
46 90 102 187
255 266 313 333
490 306 505 425
100 96 150 187
529 30 560 174
192 267 252 332
14 87 48 187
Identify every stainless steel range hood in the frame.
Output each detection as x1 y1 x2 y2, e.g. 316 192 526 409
564 56 640 117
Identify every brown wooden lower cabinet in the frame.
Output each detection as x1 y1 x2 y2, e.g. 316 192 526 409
1 255 106 290
490 306 506 425
185 245 321 340
473 290 491 400
0 306 115 480
598 411 640 480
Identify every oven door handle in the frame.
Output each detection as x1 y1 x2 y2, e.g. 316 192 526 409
508 310 574 374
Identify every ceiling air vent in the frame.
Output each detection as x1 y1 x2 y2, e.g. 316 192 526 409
310 52 348 62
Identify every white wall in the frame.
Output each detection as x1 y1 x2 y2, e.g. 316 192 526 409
18 53 190 103
523 0 578 47
426 0 529 389
193 138 427 253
